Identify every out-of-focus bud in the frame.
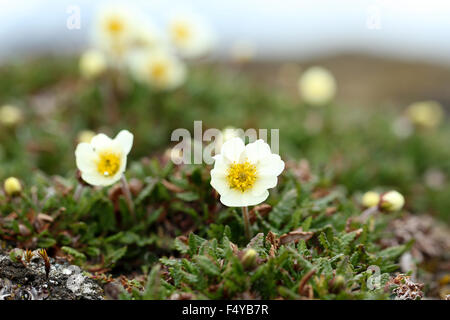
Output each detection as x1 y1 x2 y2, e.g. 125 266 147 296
77 130 96 143
4 177 22 196
79 49 107 79
298 66 337 106
333 275 345 290
241 248 258 270
379 190 405 212
405 100 444 129
361 191 380 208
0 105 23 126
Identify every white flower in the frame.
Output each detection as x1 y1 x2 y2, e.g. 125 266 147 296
210 138 285 207
79 49 107 79
380 191 405 212
168 11 215 58
75 130 133 186
129 20 165 51
406 101 443 129
93 5 136 64
129 49 186 90
361 191 380 208
298 66 337 106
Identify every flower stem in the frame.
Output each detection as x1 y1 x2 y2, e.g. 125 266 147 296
73 183 83 201
242 206 252 240
121 175 135 221
360 206 379 223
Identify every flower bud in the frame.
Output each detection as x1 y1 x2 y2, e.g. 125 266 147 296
379 190 405 212
77 130 96 143
4 177 22 196
0 105 23 126
362 191 380 208
79 49 107 79
241 248 258 270
298 66 337 106
333 275 345 290
406 101 443 129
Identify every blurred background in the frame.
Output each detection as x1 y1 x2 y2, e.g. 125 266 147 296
0 0 449 222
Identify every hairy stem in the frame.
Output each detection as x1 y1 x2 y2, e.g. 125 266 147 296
242 206 252 240
121 175 136 221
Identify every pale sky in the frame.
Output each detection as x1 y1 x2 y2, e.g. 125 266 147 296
1 0 450 64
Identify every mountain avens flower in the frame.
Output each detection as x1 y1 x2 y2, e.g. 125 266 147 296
168 11 215 58
79 49 107 79
406 101 443 129
380 191 405 212
94 6 136 64
4 177 22 196
362 191 380 208
129 49 186 90
298 66 337 106
75 130 133 186
210 137 285 207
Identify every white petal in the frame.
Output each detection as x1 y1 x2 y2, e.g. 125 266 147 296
81 171 121 186
75 143 97 173
219 189 245 207
90 133 113 150
257 154 285 177
242 190 269 206
220 189 269 207
251 176 278 196
220 137 245 163
242 139 272 164
114 130 134 155
210 175 231 196
211 154 228 175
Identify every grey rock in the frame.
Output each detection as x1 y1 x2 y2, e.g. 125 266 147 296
0 251 104 300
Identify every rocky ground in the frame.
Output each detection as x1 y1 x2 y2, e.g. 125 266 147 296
0 251 104 300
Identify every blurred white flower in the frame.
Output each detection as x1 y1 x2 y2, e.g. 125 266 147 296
75 130 133 186
298 66 337 106
379 190 405 212
168 11 215 58
423 168 446 190
392 116 413 139
0 105 23 126
93 5 136 64
405 100 444 129
129 19 165 51
362 191 380 208
129 49 186 90
210 138 284 207
79 49 107 79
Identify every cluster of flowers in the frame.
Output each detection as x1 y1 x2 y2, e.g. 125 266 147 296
79 5 216 90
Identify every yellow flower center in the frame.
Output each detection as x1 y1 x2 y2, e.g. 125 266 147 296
172 22 191 43
150 61 168 82
106 17 124 35
226 161 257 192
97 151 121 177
